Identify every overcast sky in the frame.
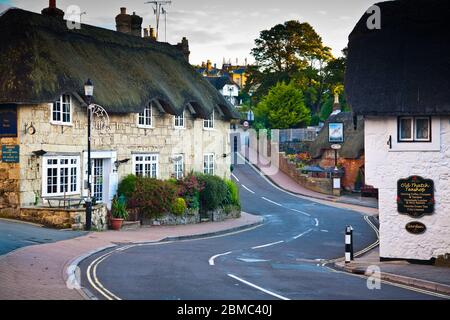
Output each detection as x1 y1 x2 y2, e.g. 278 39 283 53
1 0 376 65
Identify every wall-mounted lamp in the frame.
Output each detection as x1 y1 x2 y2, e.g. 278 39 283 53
32 150 47 157
114 158 131 170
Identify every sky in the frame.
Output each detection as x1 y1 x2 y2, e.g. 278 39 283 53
0 0 377 66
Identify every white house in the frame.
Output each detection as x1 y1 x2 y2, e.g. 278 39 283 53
206 76 240 107
346 0 450 262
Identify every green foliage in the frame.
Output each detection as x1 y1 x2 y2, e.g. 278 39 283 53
255 82 311 129
111 197 129 220
171 198 187 216
195 174 229 211
224 179 240 207
118 174 137 200
130 177 178 219
177 174 205 210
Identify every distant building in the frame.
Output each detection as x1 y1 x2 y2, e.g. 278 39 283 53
346 0 450 262
205 76 240 107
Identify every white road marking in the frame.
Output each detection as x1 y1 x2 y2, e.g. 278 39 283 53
209 251 232 266
314 218 319 227
290 208 311 217
231 173 240 182
241 184 255 194
252 240 284 249
261 197 282 207
228 274 290 300
321 230 329 233
293 229 312 240
237 258 270 263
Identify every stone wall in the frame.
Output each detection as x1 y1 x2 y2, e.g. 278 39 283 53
0 205 107 230
16 100 231 208
318 154 365 191
278 152 332 195
365 116 450 261
0 137 20 218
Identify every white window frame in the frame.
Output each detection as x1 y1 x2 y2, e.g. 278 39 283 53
203 110 215 130
398 116 431 142
42 156 80 197
203 153 215 175
174 111 185 129
50 94 72 126
137 103 153 128
133 154 159 178
173 154 184 180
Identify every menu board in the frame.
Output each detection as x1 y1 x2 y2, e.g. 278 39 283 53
397 176 434 218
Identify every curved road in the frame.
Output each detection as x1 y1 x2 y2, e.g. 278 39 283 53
80 161 443 300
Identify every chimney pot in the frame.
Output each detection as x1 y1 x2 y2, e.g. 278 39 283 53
120 7 127 14
49 0 56 8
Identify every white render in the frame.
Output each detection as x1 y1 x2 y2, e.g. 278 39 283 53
365 116 450 260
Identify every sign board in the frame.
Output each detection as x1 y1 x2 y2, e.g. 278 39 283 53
405 221 426 235
397 176 434 218
243 121 249 128
1 145 20 163
333 178 341 189
0 105 18 137
328 123 344 143
331 144 342 150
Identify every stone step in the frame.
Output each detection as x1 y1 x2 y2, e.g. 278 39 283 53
121 221 141 231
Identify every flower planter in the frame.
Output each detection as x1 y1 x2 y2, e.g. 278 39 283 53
110 218 124 231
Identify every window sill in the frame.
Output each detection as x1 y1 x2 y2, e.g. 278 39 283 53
203 127 216 131
50 122 73 127
137 125 154 129
174 126 186 130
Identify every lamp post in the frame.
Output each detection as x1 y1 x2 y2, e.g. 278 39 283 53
84 79 94 231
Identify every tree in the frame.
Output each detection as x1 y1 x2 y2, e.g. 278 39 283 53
255 82 311 129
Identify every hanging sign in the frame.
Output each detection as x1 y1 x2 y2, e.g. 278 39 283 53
329 123 344 143
405 221 427 235
397 176 434 218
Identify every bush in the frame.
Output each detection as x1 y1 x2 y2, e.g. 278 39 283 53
224 179 240 207
196 174 228 211
130 177 178 219
118 174 137 200
177 174 205 210
171 198 187 216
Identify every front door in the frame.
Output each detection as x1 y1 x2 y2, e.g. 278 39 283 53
93 159 104 202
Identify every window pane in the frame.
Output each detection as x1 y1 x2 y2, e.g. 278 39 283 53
400 118 412 140
415 118 429 140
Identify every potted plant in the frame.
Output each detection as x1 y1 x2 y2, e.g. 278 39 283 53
110 196 129 231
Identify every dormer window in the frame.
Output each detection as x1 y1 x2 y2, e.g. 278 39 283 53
51 94 72 125
398 116 431 142
174 111 185 129
203 110 215 129
138 103 153 128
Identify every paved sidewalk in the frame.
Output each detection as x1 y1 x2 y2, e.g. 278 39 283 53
334 247 450 295
0 213 262 300
240 146 378 216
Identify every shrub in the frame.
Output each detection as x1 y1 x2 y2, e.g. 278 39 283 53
118 174 137 200
224 179 240 207
111 197 129 220
196 174 228 211
171 198 187 216
177 174 205 210
130 177 178 219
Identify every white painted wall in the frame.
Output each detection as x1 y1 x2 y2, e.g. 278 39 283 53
365 116 450 260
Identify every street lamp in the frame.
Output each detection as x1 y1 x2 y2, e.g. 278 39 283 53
84 79 94 231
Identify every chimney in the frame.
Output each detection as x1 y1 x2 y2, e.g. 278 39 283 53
41 0 65 19
116 7 132 34
177 37 190 62
143 28 149 38
206 60 212 71
150 27 157 40
131 12 143 37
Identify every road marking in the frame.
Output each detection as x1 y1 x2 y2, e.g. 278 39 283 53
241 184 255 194
209 251 232 266
293 228 312 239
252 240 284 249
261 197 282 207
237 258 270 263
228 274 290 300
290 208 311 217
87 251 122 300
231 173 240 182
320 230 329 233
314 218 319 227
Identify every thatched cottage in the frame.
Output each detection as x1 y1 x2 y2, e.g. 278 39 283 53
0 3 238 225
346 0 450 261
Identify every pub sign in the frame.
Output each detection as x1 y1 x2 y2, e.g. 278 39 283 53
1 145 19 163
0 105 18 137
397 176 434 218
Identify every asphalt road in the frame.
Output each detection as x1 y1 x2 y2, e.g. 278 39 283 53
80 160 443 300
0 219 86 256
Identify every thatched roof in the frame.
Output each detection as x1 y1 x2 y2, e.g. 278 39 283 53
308 112 364 159
0 8 239 119
345 0 450 116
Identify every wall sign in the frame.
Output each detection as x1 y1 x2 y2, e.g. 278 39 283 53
397 176 434 218
0 105 17 137
405 221 427 235
329 123 344 143
1 145 20 163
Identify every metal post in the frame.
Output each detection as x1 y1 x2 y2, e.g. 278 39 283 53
85 101 92 231
345 225 354 263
